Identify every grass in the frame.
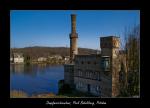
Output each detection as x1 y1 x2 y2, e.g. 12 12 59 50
10 90 28 98
10 89 97 98
10 90 68 98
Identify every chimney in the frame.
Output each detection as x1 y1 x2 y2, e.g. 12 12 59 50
69 14 78 63
71 14 76 33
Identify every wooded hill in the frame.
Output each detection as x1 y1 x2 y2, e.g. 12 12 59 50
10 46 98 59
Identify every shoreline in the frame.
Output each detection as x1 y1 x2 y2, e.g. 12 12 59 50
10 90 55 98
10 90 68 98
10 62 67 65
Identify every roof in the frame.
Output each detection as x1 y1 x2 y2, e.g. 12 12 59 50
100 36 120 38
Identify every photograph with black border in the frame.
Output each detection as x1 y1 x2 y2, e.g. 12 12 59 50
0 0 144 107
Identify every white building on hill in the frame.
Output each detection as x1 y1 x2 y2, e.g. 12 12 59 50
13 53 24 63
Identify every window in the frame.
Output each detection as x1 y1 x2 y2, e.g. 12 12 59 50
87 61 90 64
81 61 84 64
101 57 110 71
96 86 101 92
78 69 81 76
80 71 82 76
90 72 92 78
75 60 78 64
94 62 97 65
78 82 83 88
80 82 83 88
87 71 90 78
86 71 89 77
97 73 101 81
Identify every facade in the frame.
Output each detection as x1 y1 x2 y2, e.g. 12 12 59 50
64 14 124 97
53 55 62 60
64 36 122 97
64 56 70 61
73 36 120 97
13 53 24 63
64 64 74 88
48 55 62 60
74 54 111 97
64 56 70 64
100 36 120 97
38 57 47 62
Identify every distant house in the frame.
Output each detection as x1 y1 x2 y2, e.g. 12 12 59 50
53 55 62 60
10 57 13 62
64 56 70 61
10 54 13 62
13 53 24 63
48 56 54 59
48 55 62 60
38 57 47 62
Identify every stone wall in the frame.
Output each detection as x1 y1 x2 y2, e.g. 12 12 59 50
64 64 74 88
74 54 112 97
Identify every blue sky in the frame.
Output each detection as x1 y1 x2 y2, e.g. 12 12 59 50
10 10 140 49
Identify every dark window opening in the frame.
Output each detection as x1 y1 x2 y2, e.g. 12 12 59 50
101 57 110 71
81 61 84 64
75 60 78 64
87 84 91 92
88 61 90 64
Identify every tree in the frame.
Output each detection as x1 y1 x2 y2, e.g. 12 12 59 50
120 25 140 96
24 54 31 64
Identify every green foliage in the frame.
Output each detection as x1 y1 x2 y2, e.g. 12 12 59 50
24 54 31 64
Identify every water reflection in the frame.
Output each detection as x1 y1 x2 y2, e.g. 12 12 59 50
11 64 24 74
10 64 64 95
10 64 52 77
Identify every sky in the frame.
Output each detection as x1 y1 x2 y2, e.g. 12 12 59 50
10 10 140 49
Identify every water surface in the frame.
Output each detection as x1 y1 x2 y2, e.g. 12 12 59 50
10 64 64 96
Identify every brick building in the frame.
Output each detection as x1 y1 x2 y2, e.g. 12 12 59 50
64 14 125 97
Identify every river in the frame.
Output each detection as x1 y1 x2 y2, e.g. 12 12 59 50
10 64 64 96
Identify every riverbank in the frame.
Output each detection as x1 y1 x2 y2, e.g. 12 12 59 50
10 90 68 98
10 89 96 98
10 61 69 65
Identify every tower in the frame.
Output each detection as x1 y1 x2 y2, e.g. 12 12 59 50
69 14 78 63
100 36 120 97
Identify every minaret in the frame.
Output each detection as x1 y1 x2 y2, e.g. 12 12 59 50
69 14 78 63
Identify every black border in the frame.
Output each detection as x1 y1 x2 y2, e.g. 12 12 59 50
4 0 141 10
0 0 144 107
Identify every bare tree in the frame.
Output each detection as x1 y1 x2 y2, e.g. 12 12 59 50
119 25 140 97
